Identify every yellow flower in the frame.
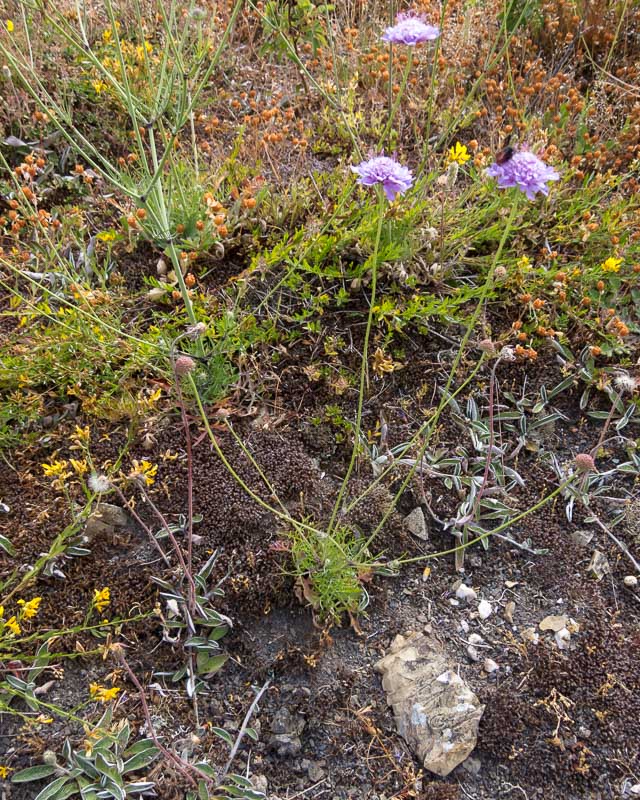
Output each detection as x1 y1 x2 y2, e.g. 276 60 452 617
6 20 14 32
91 80 108 94
448 142 471 166
89 683 121 703
70 459 88 476
17 597 42 619
0 605 4 619
601 257 622 273
0 765 13 779
97 230 118 242
5 616 21 635
129 459 158 486
42 459 69 477
93 587 110 613
517 255 531 270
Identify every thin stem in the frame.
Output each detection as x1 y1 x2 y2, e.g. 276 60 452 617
378 50 413 150
399 477 575 565
364 200 520 547
219 680 271 781
327 188 386 535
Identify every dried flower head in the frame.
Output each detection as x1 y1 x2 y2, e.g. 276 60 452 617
185 321 207 339
486 149 560 200
574 453 595 472
614 372 638 394
351 155 414 201
88 473 111 493
382 12 440 46
175 355 197 376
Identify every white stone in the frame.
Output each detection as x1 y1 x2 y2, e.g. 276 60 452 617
456 584 477 602
477 600 493 620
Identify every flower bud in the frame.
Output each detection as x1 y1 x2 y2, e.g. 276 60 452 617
574 453 595 472
175 356 196 376
477 338 496 355
494 265 507 281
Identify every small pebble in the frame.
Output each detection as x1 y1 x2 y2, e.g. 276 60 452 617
456 584 478 602
467 645 480 662
623 575 638 588
484 658 499 673
477 599 493 620
468 633 484 645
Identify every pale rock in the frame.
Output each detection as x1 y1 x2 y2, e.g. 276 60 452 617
539 615 568 632
624 575 638 588
555 627 571 650
503 601 515 624
456 584 477 602
587 549 610 581
376 632 484 777
467 645 480 662
483 658 499 673
477 600 492 620
404 507 428 540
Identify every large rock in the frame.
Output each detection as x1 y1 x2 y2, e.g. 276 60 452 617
375 632 484 777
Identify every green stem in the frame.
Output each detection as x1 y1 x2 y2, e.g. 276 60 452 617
379 50 413 151
189 376 324 537
327 188 386 535
398 477 574 565
362 198 520 549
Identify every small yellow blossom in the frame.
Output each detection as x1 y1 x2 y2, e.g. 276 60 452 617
517 255 532 270
70 459 88 476
42 459 69 477
0 765 13 779
89 683 121 703
93 587 110 613
129 459 158 486
0 605 4 619
5 616 21 635
97 230 118 242
601 257 622 273
448 142 471 166
6 20 14 32
17 597 42 619
91 80 108 94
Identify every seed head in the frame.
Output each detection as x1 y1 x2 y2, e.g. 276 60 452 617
574 453 595 472
175 355 196 376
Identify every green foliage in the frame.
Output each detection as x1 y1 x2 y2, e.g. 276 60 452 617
259 0 333 60
12 707 159 800
288 523 391 624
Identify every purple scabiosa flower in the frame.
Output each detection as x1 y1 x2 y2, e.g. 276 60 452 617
382 12 440 46
351 155 413 202
486 149 560 200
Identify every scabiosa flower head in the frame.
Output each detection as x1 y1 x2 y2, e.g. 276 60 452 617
382 12 440 45
486 149 560 200
175 355 197 376
574 453 595 472
351 155 413 202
